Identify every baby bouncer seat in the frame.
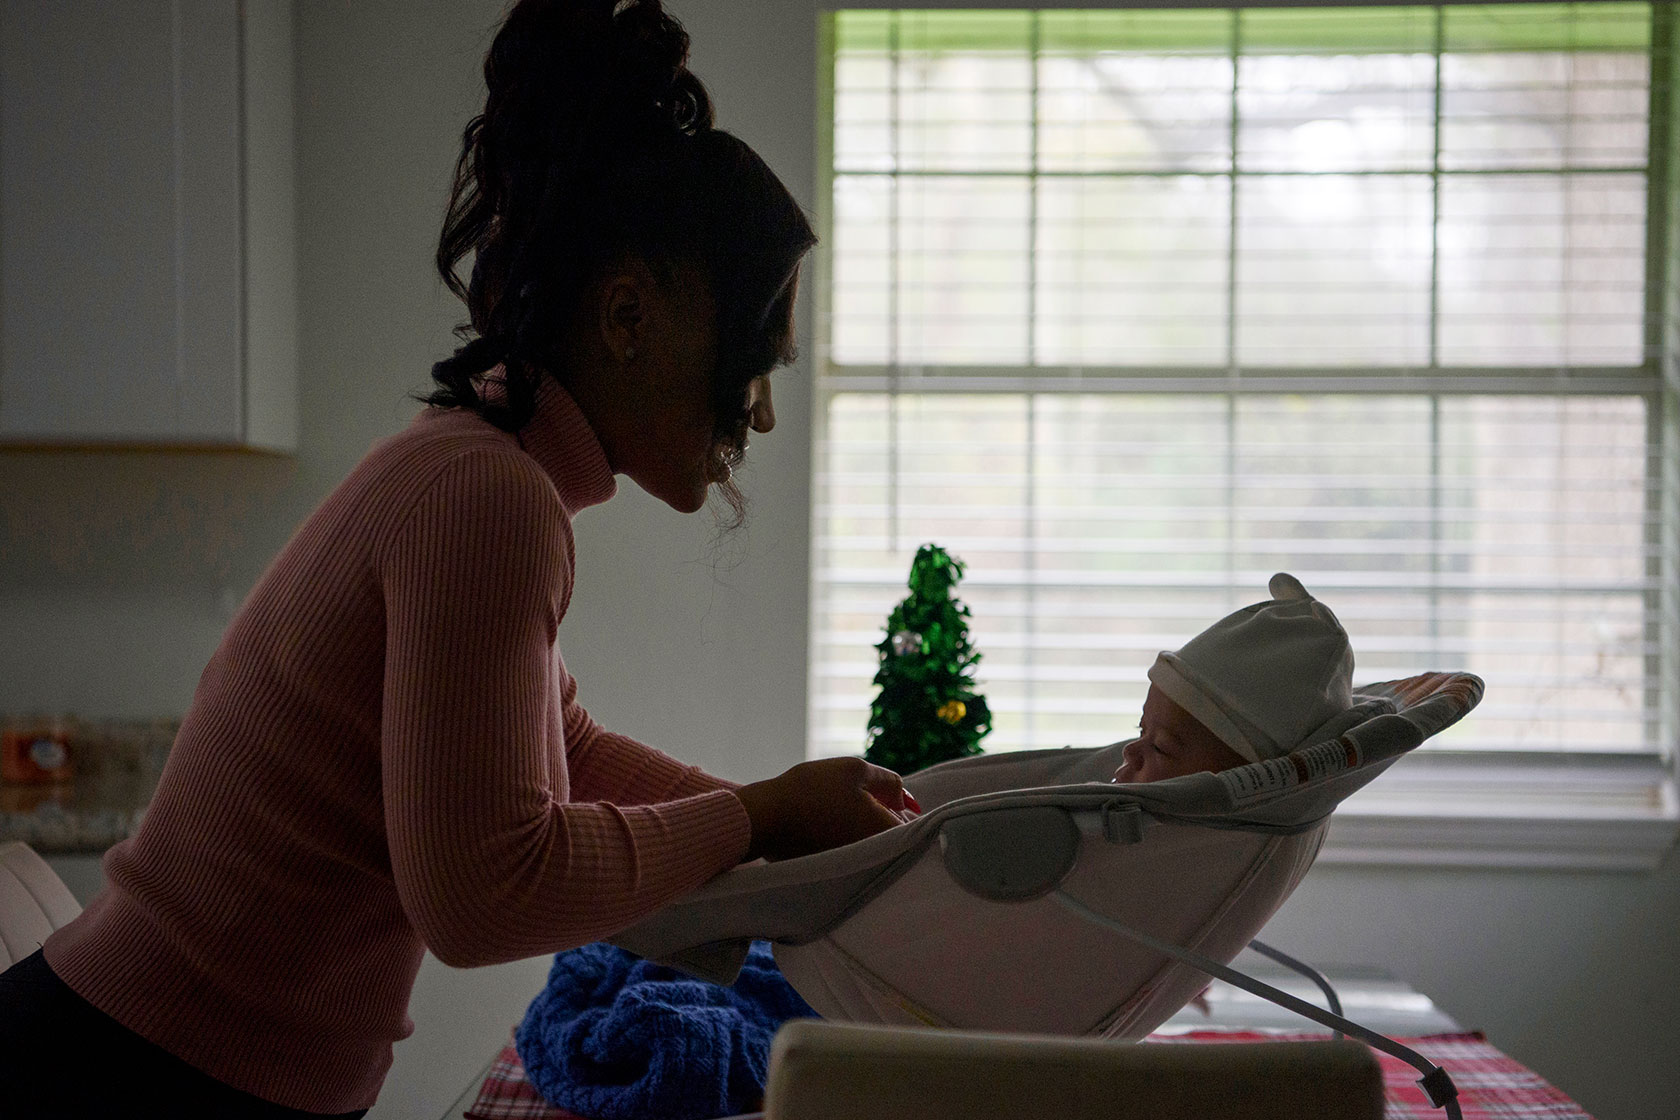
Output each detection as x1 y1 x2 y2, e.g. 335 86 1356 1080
613 671 1483 1116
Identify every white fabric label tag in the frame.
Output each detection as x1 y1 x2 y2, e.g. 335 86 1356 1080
1217 737 1363 806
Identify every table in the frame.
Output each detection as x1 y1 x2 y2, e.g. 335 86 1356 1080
438 957 1463 1120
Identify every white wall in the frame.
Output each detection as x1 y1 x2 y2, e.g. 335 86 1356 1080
5 3 1676 1119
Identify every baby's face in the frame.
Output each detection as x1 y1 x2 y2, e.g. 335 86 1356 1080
1112 685 1250 784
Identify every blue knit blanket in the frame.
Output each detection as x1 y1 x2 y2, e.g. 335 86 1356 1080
515 941 817 1120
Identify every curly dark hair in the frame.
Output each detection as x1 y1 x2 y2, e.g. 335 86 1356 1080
429 0 817 522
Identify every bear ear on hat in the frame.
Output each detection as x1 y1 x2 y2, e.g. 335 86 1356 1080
1269 572 1310 601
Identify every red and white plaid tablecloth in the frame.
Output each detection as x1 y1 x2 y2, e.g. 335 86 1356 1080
464 1029 1593 1120
1152 1031 1593 1119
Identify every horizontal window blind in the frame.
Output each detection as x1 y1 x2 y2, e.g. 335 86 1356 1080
810 3 1678 811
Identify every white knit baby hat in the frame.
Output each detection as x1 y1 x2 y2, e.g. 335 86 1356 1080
1146 573 1354 764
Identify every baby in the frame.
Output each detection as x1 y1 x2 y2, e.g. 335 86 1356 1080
1113 573 1354 784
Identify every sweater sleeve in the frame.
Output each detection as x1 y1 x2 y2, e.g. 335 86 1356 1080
376 451 752 968
561 674 742 804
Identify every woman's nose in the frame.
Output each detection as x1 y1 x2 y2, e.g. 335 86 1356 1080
748 378 775 434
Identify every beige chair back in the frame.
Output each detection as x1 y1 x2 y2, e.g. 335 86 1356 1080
764 1020 1385 1120
0 841 83 969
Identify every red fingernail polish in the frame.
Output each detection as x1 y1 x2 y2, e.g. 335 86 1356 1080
904 792 922 814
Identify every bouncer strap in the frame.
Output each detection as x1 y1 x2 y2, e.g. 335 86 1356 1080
1247 938 1344 1038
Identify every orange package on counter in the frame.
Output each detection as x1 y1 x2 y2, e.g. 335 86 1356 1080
1 724 74 785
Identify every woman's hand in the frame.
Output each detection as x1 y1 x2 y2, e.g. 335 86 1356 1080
734 757 912 862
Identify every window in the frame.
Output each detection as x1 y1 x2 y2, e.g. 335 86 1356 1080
809 3 1680 867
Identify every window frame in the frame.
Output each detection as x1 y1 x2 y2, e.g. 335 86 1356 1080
809 2 1680 869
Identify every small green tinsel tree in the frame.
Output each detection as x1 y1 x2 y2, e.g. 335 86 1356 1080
865 544 992 775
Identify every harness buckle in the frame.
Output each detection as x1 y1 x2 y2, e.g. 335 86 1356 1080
1102 802 1146 844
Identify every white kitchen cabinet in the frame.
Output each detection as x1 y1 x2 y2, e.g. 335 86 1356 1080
0 0 296 450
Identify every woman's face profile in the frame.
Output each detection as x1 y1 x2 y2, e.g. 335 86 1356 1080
595 261 779 514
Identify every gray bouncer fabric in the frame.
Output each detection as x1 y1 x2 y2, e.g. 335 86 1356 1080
612 672 1483 1042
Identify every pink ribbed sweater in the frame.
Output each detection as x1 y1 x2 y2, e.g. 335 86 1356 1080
42 378 753 1114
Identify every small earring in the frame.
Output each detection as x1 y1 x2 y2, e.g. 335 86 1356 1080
624 346 637 362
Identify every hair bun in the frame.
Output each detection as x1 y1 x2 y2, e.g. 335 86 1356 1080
609 1 712 135
483 0 711 145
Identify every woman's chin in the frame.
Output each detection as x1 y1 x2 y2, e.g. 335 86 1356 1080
669 485 709 514
631 472 710 514
638 460 733 515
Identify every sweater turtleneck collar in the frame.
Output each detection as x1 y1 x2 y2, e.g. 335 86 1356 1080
514 374 617 515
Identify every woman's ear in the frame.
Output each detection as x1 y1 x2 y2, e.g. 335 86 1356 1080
598 268 645 365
